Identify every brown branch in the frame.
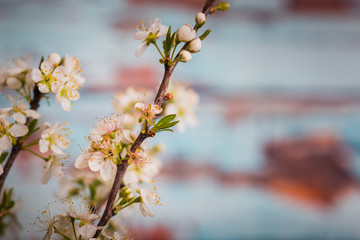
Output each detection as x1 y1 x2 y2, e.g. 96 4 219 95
0 86 43 193
93 0 217 236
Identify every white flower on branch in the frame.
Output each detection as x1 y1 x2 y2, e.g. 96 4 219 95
75 114 135 181
56 198 101 239
113 87 153 114
179 50 192 62
0 95 41 124
188 38 202 53
135 102 162 125
134 18 168 57
41 155 67 184
124 158 161 186
32 205 59 240
195 12 206 26
55 79 81 111
0 117 28 153
177 24 196 42
139 188 155 217
164 82 199 132
39 121 70 155
32 59 68 93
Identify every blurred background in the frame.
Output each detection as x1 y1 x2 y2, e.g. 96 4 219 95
2 0 360 239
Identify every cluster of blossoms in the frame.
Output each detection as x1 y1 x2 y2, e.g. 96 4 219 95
32 197 130 240
32 53 85 111
0 95 41 173
134 12 210 64
0 55 34 100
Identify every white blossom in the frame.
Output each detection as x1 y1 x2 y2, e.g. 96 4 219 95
0 118 28 153
177 24 196 42
139 188 155 217
195 12 206 25
188 38 202 53
0 95 41 124
32 59 68 93
134 18 168 57
39 121 70 155
164 82 199 132
135 102 162 125
179 50 192 62
41 155 66 184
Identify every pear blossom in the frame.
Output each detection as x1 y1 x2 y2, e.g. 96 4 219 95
164 82 199 132
75 115 135 181
135 102 162 125
41 155 67 184
32 205 58 240
55 79 81 111
195 12 206 25
0 55 34 96
62 55 86 94
113 87 153 114
134 18 168 57
39 122 70 155
188 38 202 53
124 159 161 185
0 95 41 124
31 59 68 93
177 24 196 42
0 118 28 153
128 151 151 170
56 198 100 239
179 50 192 62
139 188 155 217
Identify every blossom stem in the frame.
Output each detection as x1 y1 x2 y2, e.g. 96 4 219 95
153 42 165 59
23 148 47 161
22 139 40 149
55 227 72 240
170 42 179 61
71 218 78 240
93 0 216 237
0 85 43 193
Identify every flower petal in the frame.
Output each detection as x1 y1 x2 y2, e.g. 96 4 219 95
79 224 98 239
0 135 12 151
39 139 49 153
50 144 65 155
13 112 26 124
88 152 103 172
135 42 148 57
9 123 28 137
24 109 41 119
134 31 149 40
100 160 116 181
38 83 50 93
31 68 42 83
75 152 90 169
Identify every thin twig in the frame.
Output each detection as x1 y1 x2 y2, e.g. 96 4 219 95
0 86 43 193
93 0 216 236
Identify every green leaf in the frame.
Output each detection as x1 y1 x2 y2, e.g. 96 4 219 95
157 129 174 133
0 152 8 164
199 29 211 41
155 114 176 128
214 2 230 11
27 119 38 136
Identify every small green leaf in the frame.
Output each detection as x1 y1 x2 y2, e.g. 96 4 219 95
0 152 8 164
199 29 211 41
27 119 38 135
157 129 174 133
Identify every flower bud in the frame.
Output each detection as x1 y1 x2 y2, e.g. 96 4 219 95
179 50 192 62
188 38 202 53
47 53 61 65
177 24 196 42
164 93 173 101
215 2 230 11
195 12 206 26
6 77 22 89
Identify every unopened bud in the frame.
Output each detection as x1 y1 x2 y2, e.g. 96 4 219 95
47 53 61 65
164 93 173 101
177 24 196 42
188 38 202 53
6 77 22 89
179 50 192 62
215 2 230 11
195 12 206 26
